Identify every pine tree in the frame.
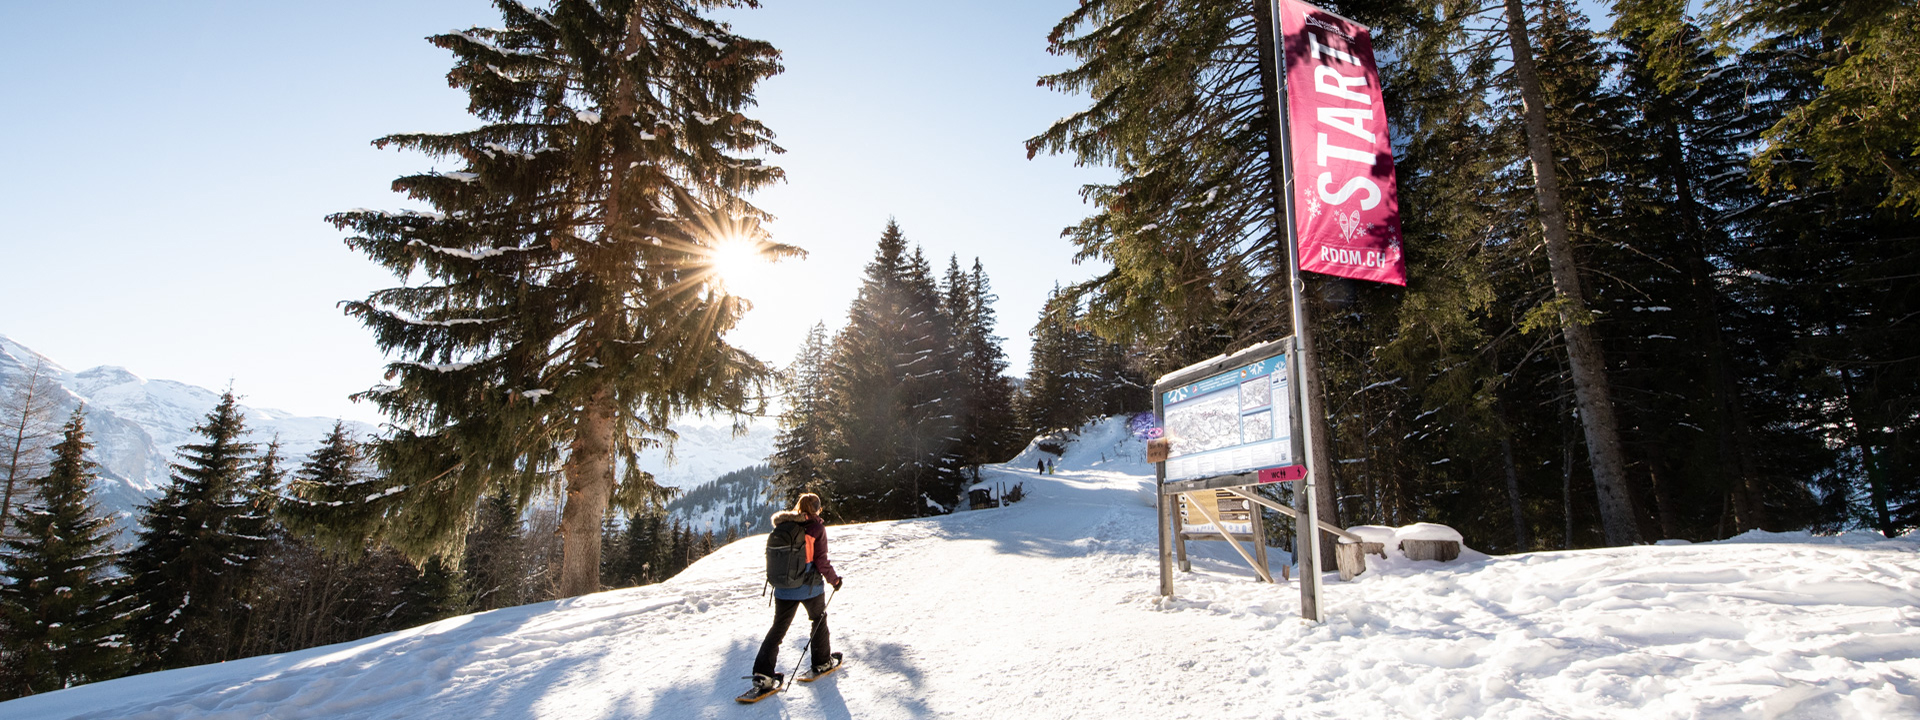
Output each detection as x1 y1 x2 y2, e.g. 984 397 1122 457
943 258 1021 473
331 0 794 598
464 491 527 610
817 222 964 521
1024 286 1078 433
120 391 263 670
1497 0 1642 545
617 509 665 585
279 422 389 556
1711 0 1920 208
770 323 832 504
0 409 125 698
1027 0 1285 370
1025 288 1148 434
966 261 1027 460
386 556 467 631
599 513 626 590
664 519 690 578
1718 20 1920 538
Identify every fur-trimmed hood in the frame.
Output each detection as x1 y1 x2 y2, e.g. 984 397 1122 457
771 510 809 526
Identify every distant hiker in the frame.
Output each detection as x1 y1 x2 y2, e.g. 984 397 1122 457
745 493 843 700
1037 459 1045 472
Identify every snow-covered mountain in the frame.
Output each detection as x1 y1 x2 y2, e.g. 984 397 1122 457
6 416 1914 720
664 463 781 535
0 334 776 539
0 335 375 538
635 422 776 490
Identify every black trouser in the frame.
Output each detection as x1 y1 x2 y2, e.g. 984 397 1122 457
753 593 830 677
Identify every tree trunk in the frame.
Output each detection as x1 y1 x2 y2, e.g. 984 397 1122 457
1501 0 1639 546
1256 0 1340 567
1841 368 1894 537
0 360 57 539
1645 441 1680 540
1500 433 1530 551
553 4 647 600
558 386 617 597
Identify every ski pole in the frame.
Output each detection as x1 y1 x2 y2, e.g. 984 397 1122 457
784 585 837 688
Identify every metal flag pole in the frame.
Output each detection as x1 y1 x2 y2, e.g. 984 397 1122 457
1265 0 1325 623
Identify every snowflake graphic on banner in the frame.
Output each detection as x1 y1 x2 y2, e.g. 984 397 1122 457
1336 210 1372 242
1306 196 1322 219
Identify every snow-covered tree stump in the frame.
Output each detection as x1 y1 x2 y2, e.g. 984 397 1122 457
1396 523 1464 562
1337 527 1395 580
1401 539 1460 562
1335 542 1366 580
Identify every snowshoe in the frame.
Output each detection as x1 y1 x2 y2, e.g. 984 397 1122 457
799 653 844 683
735 673 783 703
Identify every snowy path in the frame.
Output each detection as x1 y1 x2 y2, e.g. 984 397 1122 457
3 417 1917 719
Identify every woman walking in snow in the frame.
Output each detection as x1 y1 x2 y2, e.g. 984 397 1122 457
746 493 843 699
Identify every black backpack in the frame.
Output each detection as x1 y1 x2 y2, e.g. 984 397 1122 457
766 521 815 589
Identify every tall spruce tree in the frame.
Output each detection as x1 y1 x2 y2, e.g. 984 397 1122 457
121 391 261 670
1027 0 1285 369
1025 287 1094 433
332 0 795 597
1585 5 1807 537
770 323 831 504
818 222 964 521
942 257 1020 473
617 508 666 585
1025 287 1149 434
279 422 389 557
1719 21 1920 538
1498 0 1642 545
389 556 467 629
0 409 125 698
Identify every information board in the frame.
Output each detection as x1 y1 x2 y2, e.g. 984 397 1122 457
1159 349 1299 482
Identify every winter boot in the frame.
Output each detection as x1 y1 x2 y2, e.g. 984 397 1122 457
736 673 783 703
801 652 844 681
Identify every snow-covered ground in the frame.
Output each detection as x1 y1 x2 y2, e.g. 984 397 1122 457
5 417 1916 719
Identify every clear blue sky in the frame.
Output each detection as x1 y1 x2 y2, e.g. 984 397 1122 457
0 0 1110 425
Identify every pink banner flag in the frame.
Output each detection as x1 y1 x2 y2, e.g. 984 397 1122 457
1278 0 1406 286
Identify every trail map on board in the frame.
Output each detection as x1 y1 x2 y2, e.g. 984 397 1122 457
1160 355 1296 482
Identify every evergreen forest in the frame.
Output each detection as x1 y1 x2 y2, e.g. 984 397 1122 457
1025 0 1917 549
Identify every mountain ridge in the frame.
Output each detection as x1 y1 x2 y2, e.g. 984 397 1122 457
1 334 777 540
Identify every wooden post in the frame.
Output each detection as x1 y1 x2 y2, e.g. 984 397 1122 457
1156 390 1173 597
1262 0 1327 623
1252 497 1272 583
1157 488 1173 596
1167 495 1182 572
